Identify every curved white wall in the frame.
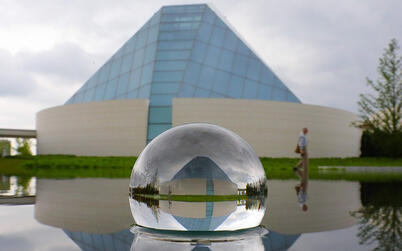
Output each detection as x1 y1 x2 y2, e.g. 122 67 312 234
36 99 148 156
36 98 360 157
173 98 361 157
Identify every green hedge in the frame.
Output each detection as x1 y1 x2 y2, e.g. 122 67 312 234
361 130 402 158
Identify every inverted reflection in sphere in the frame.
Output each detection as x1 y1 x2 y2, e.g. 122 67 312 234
129 123 267 231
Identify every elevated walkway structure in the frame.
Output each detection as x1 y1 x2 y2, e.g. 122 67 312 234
0 128 37 138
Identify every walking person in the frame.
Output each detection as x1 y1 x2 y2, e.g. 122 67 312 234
294 128 309 211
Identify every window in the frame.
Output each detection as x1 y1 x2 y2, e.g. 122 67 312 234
198 66 215 89
288 93 300 103
138 84 151 98
228 75 244 98
155 60 187 71
194 88 210 97
159 30 197 40
159 22 200 31
132 48 145 69
85 76 96 89
74 92 84 103
233 54 248 76
244 79 258 99
223 30 238 51
210 26 225 47
120 54 133 74
153 71 183 82
203 8 216 24
183 62 201 84
126 90 138 99
128 68 142 91
104 79 118 100
113 46 125 60
141 63 154 85
210 92 225 98
136 29 148 49
117 73 130 96
150 94 175 105
197 23 212 42
218 49 234 72
99 63 111 83
124 36 136 54
247 57 262 81
260 67 273 85
151 83 179 94
144 43 156 64
204 45 220 67
83 88 95 102
149 107 172 123
147 25 158 43
109 58 122 79
213 70 230 94
178 84 195 97
215 16 227 28
191 42 207 63
158 41 193 50
94 84 106 101
272 88 287 101
257 84 272 100
161 13 202 22
237 41 251 56
147 124 171 140
150 12 160 26
162 5 205 14
156 50 191 60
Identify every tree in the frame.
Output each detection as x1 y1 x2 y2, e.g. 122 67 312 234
354 39 402 134
351 182 402 251
15 138 32 156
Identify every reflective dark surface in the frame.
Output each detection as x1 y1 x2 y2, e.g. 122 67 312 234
2 176 401 250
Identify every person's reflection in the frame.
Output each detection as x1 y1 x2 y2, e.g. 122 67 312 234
295 182 308 211
294 127 309 211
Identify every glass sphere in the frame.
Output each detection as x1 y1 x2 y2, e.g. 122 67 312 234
129 123 267 231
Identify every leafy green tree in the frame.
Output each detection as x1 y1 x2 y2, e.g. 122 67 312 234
351 182 402 251
354 39 402 134
15 138 32 156
0 140 11 157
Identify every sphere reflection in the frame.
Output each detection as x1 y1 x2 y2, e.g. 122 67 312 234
129 123 267 231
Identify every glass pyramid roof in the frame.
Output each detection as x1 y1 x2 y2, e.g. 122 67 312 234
65 4 301 142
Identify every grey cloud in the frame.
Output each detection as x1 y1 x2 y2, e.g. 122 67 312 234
0 42 98 97
223 0 402 112
0 235 32 251
1 0 402 113
0 49 37 97
19 42 97 83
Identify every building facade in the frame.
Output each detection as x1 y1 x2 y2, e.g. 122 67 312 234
36 4 361 157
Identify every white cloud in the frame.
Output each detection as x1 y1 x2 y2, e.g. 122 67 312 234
0 0 401 128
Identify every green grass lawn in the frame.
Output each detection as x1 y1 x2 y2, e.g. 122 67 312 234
261 157 402 182
138 194 247 202
0 155 401 181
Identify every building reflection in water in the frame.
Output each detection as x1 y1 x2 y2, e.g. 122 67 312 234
33 178 371 250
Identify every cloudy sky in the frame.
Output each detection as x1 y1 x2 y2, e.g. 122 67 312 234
1 0 401 129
